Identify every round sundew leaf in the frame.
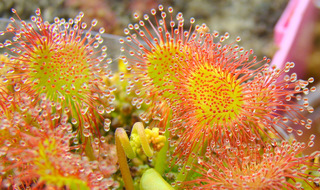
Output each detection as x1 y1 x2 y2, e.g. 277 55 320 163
186 64 243 125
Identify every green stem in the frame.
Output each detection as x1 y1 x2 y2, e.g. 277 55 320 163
175 153 195 185
132 122 153 157
115 128 134 190
73 101 95 161
175 137 208 187
154 112 171 175
116 127 136 159
84 137 95 161
115 122 154 190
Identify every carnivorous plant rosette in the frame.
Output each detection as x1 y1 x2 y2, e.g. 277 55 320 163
170 32 316 162
0 92 118 189
0 9 115 145
119 5 207 127
0 3 319 190
184 140 320 189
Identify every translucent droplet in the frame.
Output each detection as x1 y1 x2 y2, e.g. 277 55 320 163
81 22 87 29
307 106 314 113
4 140 11 147
93 137 100 145
97 105 104 114
309 134 316 141
71 118 77 125
308 77 314 83
296 130 303 136
282 117 289 123
83 128 90 137
84 122 90 129
64 107 70 113
308 141 314 147
295 182 302 188
96 173 104 181
104 118 111 132
91 19 98 26
80 106 88 115
305 124 311 129
35 8 41 16
306 119 312 124
61 124 67 130
310 86 316 92
287 127 293 133
73 138 79 145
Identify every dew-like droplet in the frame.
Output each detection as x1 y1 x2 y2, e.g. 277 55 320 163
20 140 26 146
35 8 41 16
91 19 98 27
305 124 311 129
84 122 90 129
295 182 302 188
14 83 21 92
308 77 314 83
96 173 104 181
73 138 79 145
309 134 316 141
284 94 291 101
93 137 100 145
308 141 314 147
61 124 67 130
64 107 70 113
81 22 87 29
287 127 293 133
83 128 90 137
80 106 88 115
71 118 78 125
105 107 111 114
4 140 11 147
104 118 111 132
307 106 314 113
97 105 104 114
296 130 303 136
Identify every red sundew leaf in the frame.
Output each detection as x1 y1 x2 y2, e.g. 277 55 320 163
0 9 114 140
121 4 207 129
169 31 315 163
0 91 117 189
184 141 320 190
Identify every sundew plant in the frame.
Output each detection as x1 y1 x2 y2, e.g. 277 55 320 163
1 4 320 190
1 9 115 161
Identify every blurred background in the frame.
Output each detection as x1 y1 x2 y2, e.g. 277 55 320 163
1 0 320 153
0 0 290 59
